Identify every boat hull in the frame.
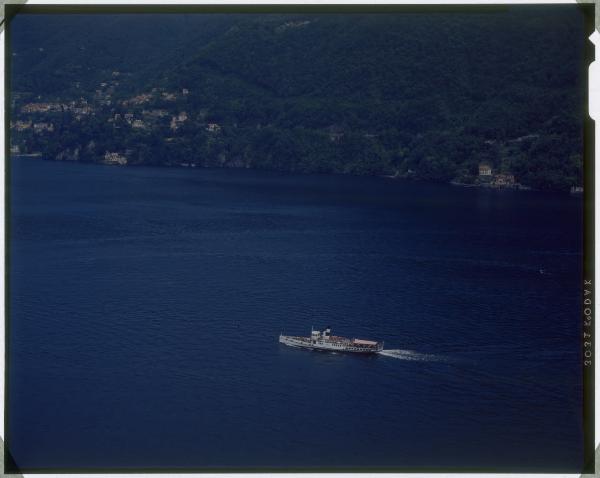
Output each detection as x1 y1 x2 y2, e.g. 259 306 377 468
279 335 382 354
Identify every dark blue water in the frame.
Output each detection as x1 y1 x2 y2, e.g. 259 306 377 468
8 158 583 471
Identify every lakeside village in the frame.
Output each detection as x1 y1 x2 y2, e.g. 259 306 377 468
9 71 583 194
454 163 528 190
9 71 229 167
455 164 581 194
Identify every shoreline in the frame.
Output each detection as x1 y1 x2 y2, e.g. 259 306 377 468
449 180 533 192
11 153 43 158
11 154 580 195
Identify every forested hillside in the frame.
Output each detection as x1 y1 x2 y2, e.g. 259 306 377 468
9 6 589 190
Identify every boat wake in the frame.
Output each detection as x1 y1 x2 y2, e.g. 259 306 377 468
378 349 448 362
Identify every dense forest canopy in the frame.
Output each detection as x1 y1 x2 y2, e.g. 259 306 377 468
9 6 589 190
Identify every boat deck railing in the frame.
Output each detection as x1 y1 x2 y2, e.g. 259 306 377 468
282 335 380 350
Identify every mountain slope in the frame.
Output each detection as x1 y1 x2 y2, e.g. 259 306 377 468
9 6 589 190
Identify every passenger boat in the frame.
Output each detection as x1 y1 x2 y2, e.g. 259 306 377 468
279 326 383 354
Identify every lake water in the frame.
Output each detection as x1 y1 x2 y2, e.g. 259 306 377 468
7 157 584 471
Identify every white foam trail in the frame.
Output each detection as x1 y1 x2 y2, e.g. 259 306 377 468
378 349 447 362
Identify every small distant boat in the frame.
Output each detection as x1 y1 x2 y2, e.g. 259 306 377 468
279 326 383 354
